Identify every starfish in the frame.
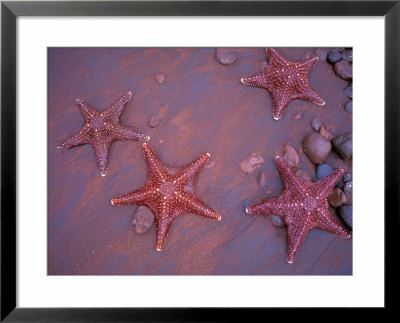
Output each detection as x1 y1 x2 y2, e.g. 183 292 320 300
246 156 350 263
111 143 221 251
241 48 325 120
57 92 150 176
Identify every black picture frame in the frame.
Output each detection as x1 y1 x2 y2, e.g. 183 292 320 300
1 0 397 321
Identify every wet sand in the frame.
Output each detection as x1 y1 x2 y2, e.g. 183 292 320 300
48 47 352 275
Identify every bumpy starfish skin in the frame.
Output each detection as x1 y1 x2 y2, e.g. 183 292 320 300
246 156 350 263
57 92 149 176
241 48 325 120
111 143 221 251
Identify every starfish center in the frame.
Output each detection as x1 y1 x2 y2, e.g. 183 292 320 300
89 116 108 132
303 195 318 212
160 182 175 197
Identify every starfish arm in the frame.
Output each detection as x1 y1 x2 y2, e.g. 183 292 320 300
246 197 288 217
266 47 287 66
313 169 344 198
108 123 150 142
302 56 319 72
240 71 266 88
142 143 169 182
57 125 90 149
175 153 211 186
102 92 132 121
76 99 97 121
180 192 221 221
111 184 154 206
286 222 312 263
155 209 183 251
275 156 307 194
271 91 294 120
297 87 325 106
316 209 351 238
92 136 111 176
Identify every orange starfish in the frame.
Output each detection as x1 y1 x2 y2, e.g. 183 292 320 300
111 143 221 251
246 156 350 263
241 48 325 120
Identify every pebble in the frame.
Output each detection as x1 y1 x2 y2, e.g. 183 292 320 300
132 206 155 234
343 181 353 195
327 50 342 64
328 187 347 207
303 132 332 164
216 48 237 65
343 172 352 182
149 104 169 128
332 132 352 161
334 60 352 80
155 73 165 84
315 163 333 181
240 152 265 174
296 169 313 181
319 125 333 141
341 49 353 63
344 101 353 112
258 170 267 188
310 117 322 132
270 215 286 228
344 83 353 99
283 143 299 168
339 204 352 228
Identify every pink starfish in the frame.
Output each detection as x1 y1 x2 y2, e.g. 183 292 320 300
241 48 325 120
58 92 149 176
246 156 350 263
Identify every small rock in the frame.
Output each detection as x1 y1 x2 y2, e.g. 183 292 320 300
344 83 353 99
132 206 155 234
314 48 329 61
216 48 236 65
303 133 332 164
343 181 353 195
344 101 353 113
319 125 333 141
258 170 267 188
339 204 352 228
155 73 165 84
270 215 285 228
205 160 215 169
240 152 265 174
149 104 169 128
332 132 352 161
343 172 351 182
296 169 313 181
334 60 352 81
327 50 342 64
294 113 301 120
283 143 299 168
341 49 353 63
310 117 322 132
315 164 333 181
328 187 347 207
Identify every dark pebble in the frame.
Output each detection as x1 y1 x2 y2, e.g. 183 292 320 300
270 215 286 228
333 132 353 161
341 49 353 63
339 205 353 228
344 101 353 112
344 83 353 99
303 132 332 164
310 117 322 132
334 60 352 81
315 163 333 181
343 181 353 195
343 172 351 182
327 50 342 64
328 187 347 207
132 206 155 234
216 48 237 65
